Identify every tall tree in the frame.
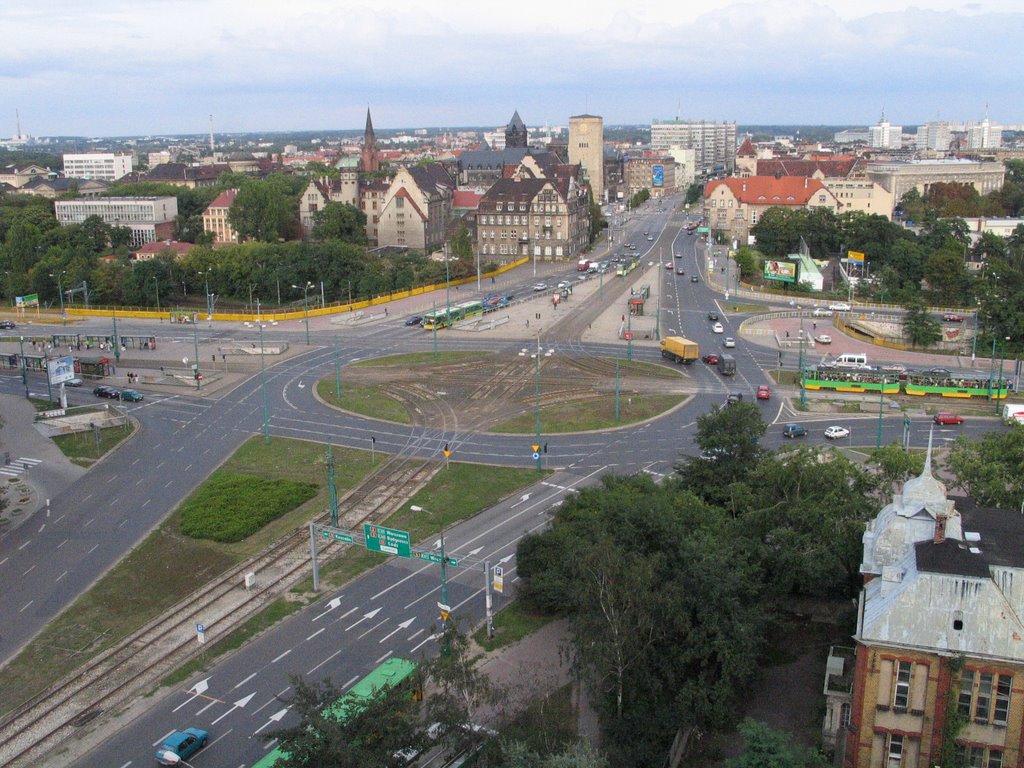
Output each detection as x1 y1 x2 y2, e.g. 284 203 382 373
946 430 1024 508
675 402 766 506
229 178 299 242
727 719 829 768
902 298 942 348
311 202 368 244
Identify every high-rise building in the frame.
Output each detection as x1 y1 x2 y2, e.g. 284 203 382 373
968 117 1003 150
914 121 953 152
650 119 736 177
62 152 134 181
868 114 902 149
568 114 604 202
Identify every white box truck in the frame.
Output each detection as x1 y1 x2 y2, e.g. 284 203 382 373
1002 404 1024 425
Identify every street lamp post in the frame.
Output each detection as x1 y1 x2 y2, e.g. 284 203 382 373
292 281 314 345
50 270 66 324
204 269 212 322
192 322 201 391
153 276 161 318
876 375 886 450
995 337 1010 415
798 314 807 408
17 336 29 398
410 505 449 630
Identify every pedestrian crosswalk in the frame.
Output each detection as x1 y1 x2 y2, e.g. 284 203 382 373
0 457 41 478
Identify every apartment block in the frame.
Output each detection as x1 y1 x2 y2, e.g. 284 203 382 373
650 119 736 177
62 152 134 181
55 196 177 247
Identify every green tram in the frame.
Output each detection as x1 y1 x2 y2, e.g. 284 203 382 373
250 656 420 768
421 300 484 331
801 366 1009 399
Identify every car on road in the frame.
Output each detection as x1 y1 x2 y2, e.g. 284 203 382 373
157 727 209 766
828 302 852 311
404 315 423 326
707 312 719 321
725 392 744 405
557 280 572 289
812 307 833 317
647 235 655 241
665 262 673 269
942 313 965 322
701 353 720 365
93 385 118 398
824 425 850 440
723 337 736 348
64 377 83 387
881 363 907 374
0 320 15 329
119 389 144 402
933 412 964 425
782 423 808 438
690 276 700 283
757 385 771 400
712 322 724 333
676 268 686 275
815 334 832 344
531 283 548 292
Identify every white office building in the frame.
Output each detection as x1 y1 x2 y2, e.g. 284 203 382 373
914 122 953 152
868 115 902 149
54 196 177 247
62 152 134 181
650 119 736 177
967 118 1003 149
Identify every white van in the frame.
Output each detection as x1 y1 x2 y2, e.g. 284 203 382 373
834 353 868 369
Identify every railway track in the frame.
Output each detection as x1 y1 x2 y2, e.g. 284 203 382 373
0 456 441 767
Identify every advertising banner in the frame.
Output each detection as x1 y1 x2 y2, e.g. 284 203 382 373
847 250 865 263
47 355 76 384
764 259 799 283
651 165 664 187
15 293 39 308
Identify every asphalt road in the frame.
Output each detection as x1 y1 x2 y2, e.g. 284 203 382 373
0 194 1009 767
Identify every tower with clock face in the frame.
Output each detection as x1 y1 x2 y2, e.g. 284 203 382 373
568 114 604 202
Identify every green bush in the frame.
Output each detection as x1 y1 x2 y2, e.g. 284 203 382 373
179 471 318 542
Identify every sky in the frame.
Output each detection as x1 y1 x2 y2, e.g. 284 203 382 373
2 0 1022 137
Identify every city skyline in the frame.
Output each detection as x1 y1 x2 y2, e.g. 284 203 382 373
3 0 1023 137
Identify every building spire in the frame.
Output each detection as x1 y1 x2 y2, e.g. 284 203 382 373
361 107 379 173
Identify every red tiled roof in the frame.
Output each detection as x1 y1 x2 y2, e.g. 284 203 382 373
755 158 858 179
736 138 757 157
452 190 483 209
705 176 829 205
206 188 238 211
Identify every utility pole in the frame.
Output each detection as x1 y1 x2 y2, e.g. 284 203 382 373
327 440 338 527
798 315 807 408
259 322 270 445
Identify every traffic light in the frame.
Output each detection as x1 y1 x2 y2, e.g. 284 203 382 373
543 442 548 453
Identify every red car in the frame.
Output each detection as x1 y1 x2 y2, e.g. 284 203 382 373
933 412 964 425
757 385 771 400
702 354 720 365
942 313 964 322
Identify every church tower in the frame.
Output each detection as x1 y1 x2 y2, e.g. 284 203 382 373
505 110 527 149
361 108 380 173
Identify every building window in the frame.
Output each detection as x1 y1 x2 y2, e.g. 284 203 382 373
958 670 975 717
886 734 903 768
496 203 503 211
893 662 912 709
396 197 404 208
975 672 993 722
993 674 1012 725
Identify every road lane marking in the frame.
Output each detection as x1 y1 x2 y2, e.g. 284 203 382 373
271 649 292 663
234 673 257 690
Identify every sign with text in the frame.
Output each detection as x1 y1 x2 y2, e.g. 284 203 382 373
651 164 664 187
364 524 411 558
47 355 76 385
847 250 865 263
493 565 504 594
763 259 799 283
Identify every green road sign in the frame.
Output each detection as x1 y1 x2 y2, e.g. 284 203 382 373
696 226 710 234
321 530 354 543
413 551 459 567
364 524 411 558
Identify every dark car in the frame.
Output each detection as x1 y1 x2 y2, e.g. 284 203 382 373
93 385 118 398
942 313 964 322
404 315 423 326
676 268 686 275
690 276 699 283
701 353 720 365
119 389 144 402
725 392 744 405
0 320 15 330
707 312 719 322
782 423 808 438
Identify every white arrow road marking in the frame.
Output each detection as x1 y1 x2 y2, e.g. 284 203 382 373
254 707 289 735
411 632 443 653
379 618 415 644
467 547 483 557
511 494 530 507
313 596 343 622
499 554 515 564
210 692 256 726
172 678 210 712
345 607 382 631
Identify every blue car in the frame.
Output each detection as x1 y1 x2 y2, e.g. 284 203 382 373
156 727 209 765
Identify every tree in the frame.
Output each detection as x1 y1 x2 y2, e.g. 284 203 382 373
675 402 766 505
946 429 1024 508
270 674 426 768
902 299 942 348
449 223 473 261
588 191 607 244
734 246 759 278
229 178 299 242
684 183 703 206
924 249 973 306
727 719 828 768
311 202 368 244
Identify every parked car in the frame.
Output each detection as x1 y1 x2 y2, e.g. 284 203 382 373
701 353 720 365
782 423 808 438
942 313 965 322
723 337 736 348
933 412 964 425
828 302 852 311
815 334 832 344
531 282 548 292
812 307 833 317
404 315 423 326
756 385 771 400
0 320 15 329
156 728 209 766
824 425 851 440
93 386 118 398
707 312 719 322
712 322 724 333
119 389 144 402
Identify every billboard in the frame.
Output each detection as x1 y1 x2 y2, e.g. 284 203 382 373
47 355 76 385
15 293 39 308
847 250 865 263
651 165 664 187
764 259 799 283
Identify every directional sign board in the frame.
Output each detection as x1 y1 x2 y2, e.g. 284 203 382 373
364 524 411 558
321 529 355 543
413 551 459 566
493 565 504 594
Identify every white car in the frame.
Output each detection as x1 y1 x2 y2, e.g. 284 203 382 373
824 425 850 440
828 302 852 312
815 334 832 344
723 337 736 348
532 283 548 292
812 307 834 317
712 322 724 334
556 280 571 290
